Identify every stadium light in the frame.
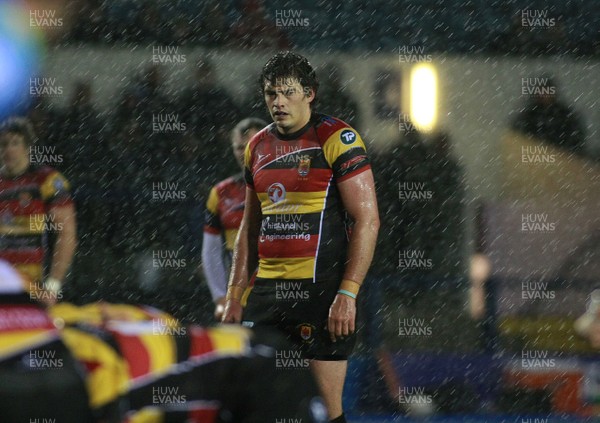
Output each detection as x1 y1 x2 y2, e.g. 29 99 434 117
409 63 437 133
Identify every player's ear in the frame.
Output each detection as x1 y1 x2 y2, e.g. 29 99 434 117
304 87 315 103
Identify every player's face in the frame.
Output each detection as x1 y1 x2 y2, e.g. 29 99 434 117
0 132 30 175
264 78 314 135
232 128 258 169
589 321 600 349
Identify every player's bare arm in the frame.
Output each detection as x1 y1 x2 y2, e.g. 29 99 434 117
221 187 261 323
329 169 380 341
46 204 77 304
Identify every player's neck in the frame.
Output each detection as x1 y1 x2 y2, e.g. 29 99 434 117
1 161 29 178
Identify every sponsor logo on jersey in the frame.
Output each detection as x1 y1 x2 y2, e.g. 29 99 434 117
267 183 286 203
340 129 356 145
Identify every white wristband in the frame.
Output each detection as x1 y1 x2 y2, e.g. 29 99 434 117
44 277 62 294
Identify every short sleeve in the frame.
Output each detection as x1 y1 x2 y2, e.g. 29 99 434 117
204 186 222 234
244 141 255 189
322 127 371 182
40 170 72 207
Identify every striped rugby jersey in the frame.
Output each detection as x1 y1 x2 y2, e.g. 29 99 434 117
0 165 72 283
245 113 370 282
204 174 245 252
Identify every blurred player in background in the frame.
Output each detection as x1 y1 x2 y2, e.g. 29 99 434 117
0 117 77 304
202 117 266 320
223 52 380 423
0 260 93 422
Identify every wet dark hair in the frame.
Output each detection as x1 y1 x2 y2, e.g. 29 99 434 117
259 51 319 105
0 117 37 146
233 117 267 139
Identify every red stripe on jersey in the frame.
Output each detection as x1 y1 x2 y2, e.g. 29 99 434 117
253 168 332 194
189 408 219 423
189 327 215 358
0 250 45 264
112 333 151 379
0 305 55 333
336 163 371 183
258 236 319 258
203 226 220 235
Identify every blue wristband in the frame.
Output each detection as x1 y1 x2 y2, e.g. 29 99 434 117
338 289 357 299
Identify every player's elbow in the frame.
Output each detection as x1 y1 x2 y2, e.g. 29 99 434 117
369 214 380 235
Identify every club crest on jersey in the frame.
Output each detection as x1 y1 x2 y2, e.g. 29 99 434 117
298 156 311 177
297 323 316 343
267 182 286 203
340 129 356 145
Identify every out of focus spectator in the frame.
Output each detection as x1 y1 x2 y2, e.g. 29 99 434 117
56 80 104 182
0 117 77 305
67 0 109 44
156 131 212 262
317 64 361 130
133 2 169 44
27 98 62 150
512 78 585 156
229 0 291 50
199 1 231 46
575 290 600 349
178 59 240 179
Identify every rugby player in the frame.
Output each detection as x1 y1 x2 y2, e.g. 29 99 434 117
222 52 380 423
0 260 94 422
202 117 266 320
0 117 77 304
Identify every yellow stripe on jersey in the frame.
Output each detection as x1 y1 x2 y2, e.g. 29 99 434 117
257 257 316 280
224 228 238 251
128 408 163 423
27 214 48 233
257 191 327 215
206 186 219 215
322 127 367 167
39 171 70 201
0 330 57 359
14 263 42 285
208 325 251 355
61 327 129 409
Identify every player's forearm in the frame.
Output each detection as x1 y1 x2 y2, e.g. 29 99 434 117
50 219 77 281
342 216 380 286
228 225 254 290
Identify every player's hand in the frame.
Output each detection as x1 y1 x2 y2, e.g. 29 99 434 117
41 277 62 307
214 297 226 321
221 299 243 324
328 293 356 342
